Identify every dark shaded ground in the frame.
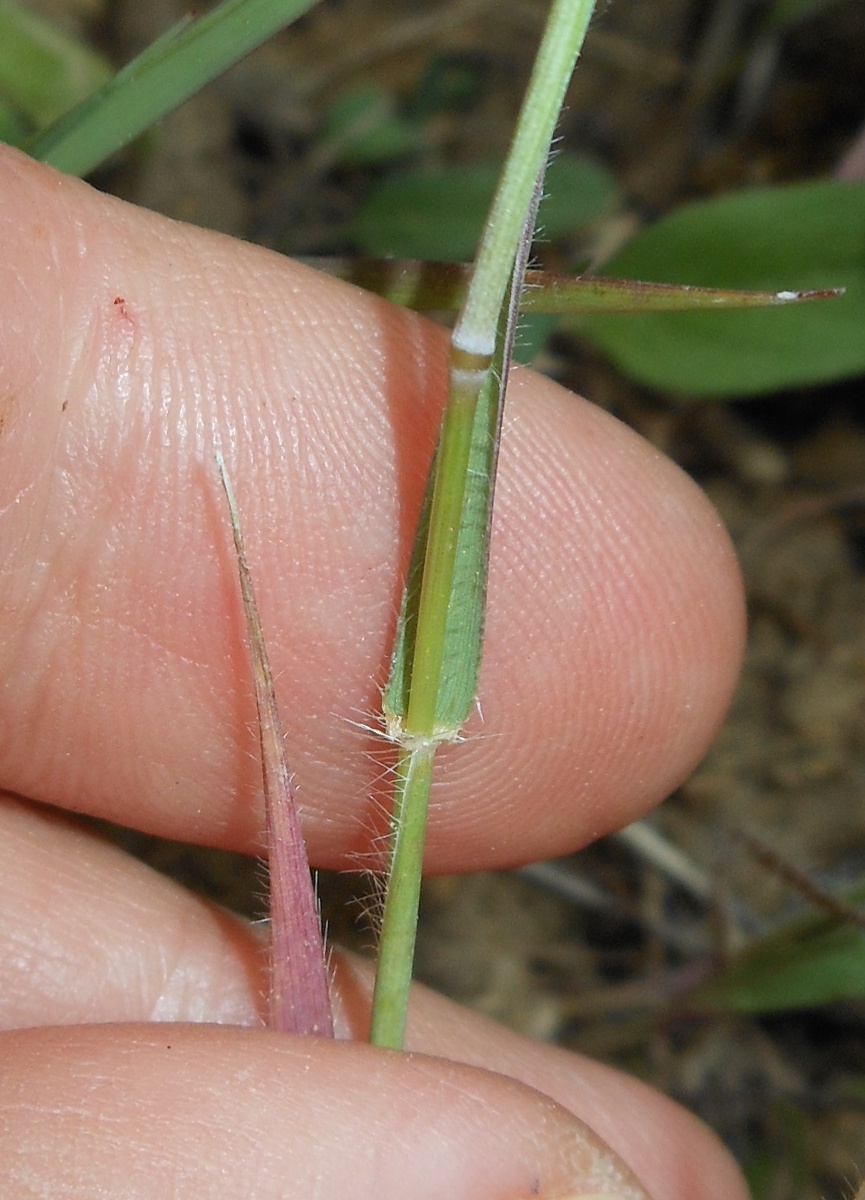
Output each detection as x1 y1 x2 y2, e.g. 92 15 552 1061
27 0 865 1196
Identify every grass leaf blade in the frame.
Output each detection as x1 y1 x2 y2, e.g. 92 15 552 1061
304 258 838 314
217 454 333 1038
29 0 320 177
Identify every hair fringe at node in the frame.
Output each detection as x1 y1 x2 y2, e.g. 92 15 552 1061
334 686 501 946
329 703 402 943
341 704 402 747
340 834 390 946
352 869 389 949
344 769 408 944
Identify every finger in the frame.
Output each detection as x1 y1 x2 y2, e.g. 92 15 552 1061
402 974 749 1200
0 146 744 869
0 798 745 1200
0 794 265 1031
0 1023 656 1200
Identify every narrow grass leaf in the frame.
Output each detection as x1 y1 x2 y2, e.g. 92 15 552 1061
693 921 865 1013
217 455 333 1038
574 179 865 395
692 877 865 1013
305 257 837 315
29 0 320 177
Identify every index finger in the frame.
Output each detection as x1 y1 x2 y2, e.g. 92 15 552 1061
0 146 744 870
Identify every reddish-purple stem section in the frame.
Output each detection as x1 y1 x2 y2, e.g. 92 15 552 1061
218 456 334 1037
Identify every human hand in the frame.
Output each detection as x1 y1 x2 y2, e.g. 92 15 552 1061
0 145 747 1200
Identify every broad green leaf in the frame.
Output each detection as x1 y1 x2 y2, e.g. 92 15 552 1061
409 53 483 122
353 153 618 261
693 881 865 1012
0 2 111 135
767 0 850 29
574 179 865 396
321 84 420 166
0 95 27 145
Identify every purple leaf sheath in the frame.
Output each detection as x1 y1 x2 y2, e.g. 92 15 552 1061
217 454 334 1037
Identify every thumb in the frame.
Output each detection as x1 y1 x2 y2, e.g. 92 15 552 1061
2 1023 650 1200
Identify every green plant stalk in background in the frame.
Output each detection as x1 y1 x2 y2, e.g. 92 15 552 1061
369 0 599 1051
0 4 112 142
27 0 320 176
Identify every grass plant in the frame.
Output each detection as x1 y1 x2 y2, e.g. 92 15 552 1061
369 0 599 1050
7 0 848 1121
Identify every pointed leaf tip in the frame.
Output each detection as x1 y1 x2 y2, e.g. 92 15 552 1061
217 454 333 1038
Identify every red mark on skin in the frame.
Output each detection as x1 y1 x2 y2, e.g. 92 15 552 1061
112 296 131 321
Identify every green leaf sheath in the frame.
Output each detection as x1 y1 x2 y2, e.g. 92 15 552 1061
371 174 547 1051
383 361 501 738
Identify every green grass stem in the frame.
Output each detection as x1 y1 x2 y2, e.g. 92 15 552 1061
369 15 579 1040
453 0 597 356
368 745 434 1047
372 353 505 1050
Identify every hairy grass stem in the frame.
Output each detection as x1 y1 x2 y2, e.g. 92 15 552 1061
365 0 589 1037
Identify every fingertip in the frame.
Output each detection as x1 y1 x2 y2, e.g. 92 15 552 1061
0 1024 651 1200
390 965 750 1200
